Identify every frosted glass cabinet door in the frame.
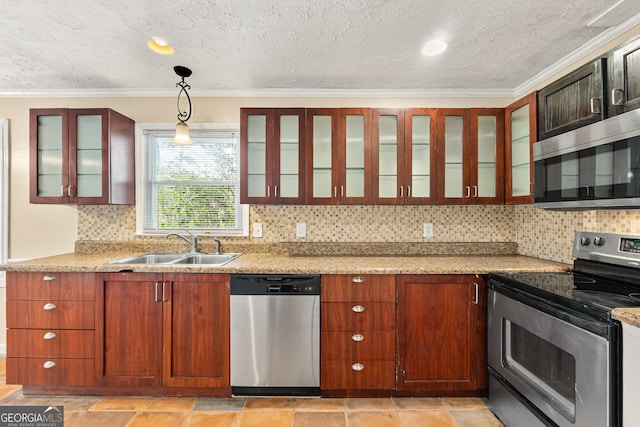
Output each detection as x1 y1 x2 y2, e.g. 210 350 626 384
246 114 268 198
408 112 433 200
311 113 334 199
476 115 497 198
345 114 365 198
377 115 399 199
444 115 465 198
505 93 536 204
75 114 103 197
278 114 301 199
35 114 65 197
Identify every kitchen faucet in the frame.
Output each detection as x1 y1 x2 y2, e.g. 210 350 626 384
165 229 199 253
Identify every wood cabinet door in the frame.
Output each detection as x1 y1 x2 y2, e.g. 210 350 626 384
608 36 640 116
396 275 487 392
97 272 163 387
537 58 605 140
505 93 537 204
162 273 230 388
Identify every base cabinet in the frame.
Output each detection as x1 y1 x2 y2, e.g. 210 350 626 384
6 272 96 387
97 272 230 391
396 275 487 393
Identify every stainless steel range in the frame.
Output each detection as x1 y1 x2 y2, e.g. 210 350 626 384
488 231 640 427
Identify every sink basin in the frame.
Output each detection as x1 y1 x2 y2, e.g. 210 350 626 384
108 252 241 266
171 253 242 265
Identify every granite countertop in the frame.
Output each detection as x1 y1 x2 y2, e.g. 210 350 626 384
2 251 570 275
613 308 640 328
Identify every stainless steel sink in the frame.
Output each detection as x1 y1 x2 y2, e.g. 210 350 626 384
171 253 241 265
108 252 241 266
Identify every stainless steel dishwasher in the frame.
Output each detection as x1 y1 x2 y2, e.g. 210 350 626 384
230 274 320 396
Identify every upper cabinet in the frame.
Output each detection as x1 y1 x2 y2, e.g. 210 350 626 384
305 108 371 204
371 109 437 205
505 93 537 204
240 108 306 204
608 36 640 116
439 109 504 204
537 58 605 140
30 108 135 205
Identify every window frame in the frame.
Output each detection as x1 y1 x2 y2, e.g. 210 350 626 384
135 122 248 236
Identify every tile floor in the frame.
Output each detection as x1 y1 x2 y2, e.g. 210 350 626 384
0 360 504 426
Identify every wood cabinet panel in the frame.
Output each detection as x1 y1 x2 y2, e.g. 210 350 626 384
162 273 230 388
8 329 94 358
7 301 94 329
7 358 94 386
321 331 395 361
322 302 395 332
321 360 396 390
608 36 640 116
396 275 487 392
321 274 395 302
7 271 95 301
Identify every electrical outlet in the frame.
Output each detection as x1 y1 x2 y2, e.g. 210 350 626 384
296 222 307 238
253 223 263 238
423 222 434 238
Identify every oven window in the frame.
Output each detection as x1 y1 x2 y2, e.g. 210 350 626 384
503 319 576 421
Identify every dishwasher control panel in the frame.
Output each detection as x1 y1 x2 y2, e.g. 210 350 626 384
230 274 321 295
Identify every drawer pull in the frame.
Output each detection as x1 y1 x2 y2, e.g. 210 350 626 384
351 305 365 313
43 361 56 369
43 303 57 311
43 332 57 340
352 276 365 283
352 363 364 371
351 334 364 342
43 274 56 281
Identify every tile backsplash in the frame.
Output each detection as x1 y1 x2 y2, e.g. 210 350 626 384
78 204 640 265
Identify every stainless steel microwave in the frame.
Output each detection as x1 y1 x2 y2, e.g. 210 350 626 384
533 109 640 209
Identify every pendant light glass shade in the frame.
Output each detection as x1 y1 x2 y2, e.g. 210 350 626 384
172 121 192 145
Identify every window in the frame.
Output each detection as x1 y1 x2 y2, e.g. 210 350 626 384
136 123 247 235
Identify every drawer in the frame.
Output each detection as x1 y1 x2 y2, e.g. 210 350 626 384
7 357 95 386
321 360 395 390
7 272 95 301
8 329 95 358
321 302 395 331
7 301 95 329
322 331 395 360
321 275 395 302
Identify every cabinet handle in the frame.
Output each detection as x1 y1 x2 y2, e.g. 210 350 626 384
341 185 344 197
351 276 365 283
267 186 271 197
407 185 411 197
43 332 57 340
68 185 75 197
530 182 534 196
465 186 471 198
43 274 56 281
274 185 278 198
162 281 168 302
611 88 625 106
472 282 479 305
155 282 160 302
61 185 67 197
351 363 364 371
352 305 365 313
43 303 56 311
473 185 478 198
400 186 404 197
334 186 337 198
43 361 56 369
351 334 365 342
590 97 602 114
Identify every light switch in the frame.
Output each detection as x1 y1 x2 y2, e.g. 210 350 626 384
253 223 263 238
296 222 306 238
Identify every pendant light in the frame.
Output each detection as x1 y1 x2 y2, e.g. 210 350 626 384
172 65 193 146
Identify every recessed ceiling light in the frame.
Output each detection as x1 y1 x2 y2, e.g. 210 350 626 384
421 39 447 56
148 37 175 55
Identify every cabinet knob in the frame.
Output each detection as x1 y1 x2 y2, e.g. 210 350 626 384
43 332 57 340
43 361 56 369
43 303 57 311
351 334 364 342
351 305 365 313
43 274 56 281
351 363 364 371
351 276 365 283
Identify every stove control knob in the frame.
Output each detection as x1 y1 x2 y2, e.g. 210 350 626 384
594 237 606 246
580 237 591 246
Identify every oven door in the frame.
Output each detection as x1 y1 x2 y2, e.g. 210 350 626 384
488 289 613 427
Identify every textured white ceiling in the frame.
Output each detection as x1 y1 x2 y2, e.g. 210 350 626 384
0 0 639 97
